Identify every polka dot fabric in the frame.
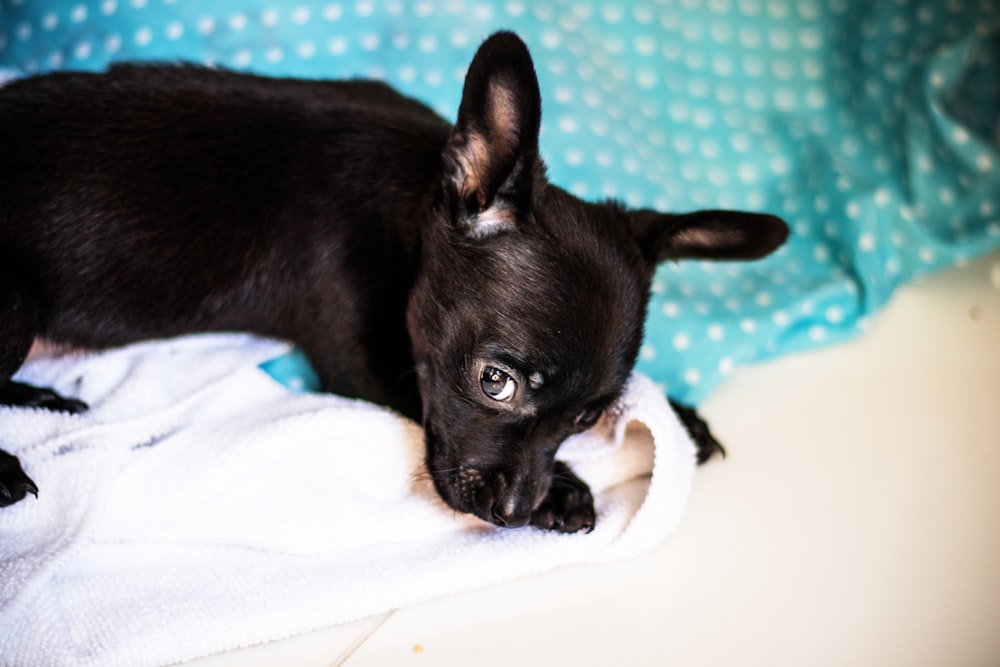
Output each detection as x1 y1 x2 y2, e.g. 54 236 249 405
2 0 998 404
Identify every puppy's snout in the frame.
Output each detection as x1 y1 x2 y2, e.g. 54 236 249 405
485 469 538 528
489 496 529 528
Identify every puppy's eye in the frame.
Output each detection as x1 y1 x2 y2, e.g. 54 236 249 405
574 406 603 428
481 366 517 402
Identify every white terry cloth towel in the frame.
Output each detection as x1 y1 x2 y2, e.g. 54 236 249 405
0 334 697 667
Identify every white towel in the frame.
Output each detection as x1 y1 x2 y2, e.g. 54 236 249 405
0 334 696 667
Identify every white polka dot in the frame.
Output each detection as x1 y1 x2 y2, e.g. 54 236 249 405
874 187 891 207
738 164 761 184
718 357 735 375
101 0 117 15
297 41 316 59
229 13 248 31
825 306 844 324
355 1 375 17
740 318 757 334
772 310 790 327
981 200 996 217
328 37 348 54
135 27 153 46
233 50 252 67
809 325 827 342
105 34 122 53
939 187 955 205
799 27 822 49
684 369 702 386
805 87 828 109
768 28 793 51
633 5 655 23
74 41 92 59
858 232 876 252
801 57 824 80
261 8 280 27
418 35 439 53
673 333 691 351
952 127 969 144
755 291 772 307
423 69 444 87
663 301 679 318
977 154 994 172
919 246 936 263
72 4 88 22
324 4 344 20
738 26 762 48
601 5 625 25
360 34 380 51
197 17 215 35
166 22 184 40
635 69 658 89
769 155 791 176
266 47 283 63
42 13 59 30
707 324 725 341
886 256 901 275
640 344 657 361
132 0 147 8
505 0 526 16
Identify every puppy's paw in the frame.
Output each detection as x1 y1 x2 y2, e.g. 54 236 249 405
668 399 726 464
0 451 39 508
530 462 595 533
1 381 88 414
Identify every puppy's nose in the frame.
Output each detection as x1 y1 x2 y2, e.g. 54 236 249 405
490 497 531 528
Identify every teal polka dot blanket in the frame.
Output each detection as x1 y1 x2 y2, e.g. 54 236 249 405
2 0 998 404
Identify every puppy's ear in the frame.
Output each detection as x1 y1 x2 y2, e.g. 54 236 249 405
630 209 789 264
443 32 541 238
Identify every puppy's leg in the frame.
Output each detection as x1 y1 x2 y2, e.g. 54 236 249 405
530 461 595 534
669 399 726 464
0 381 88 413
0 268 88 414
0 268 84 506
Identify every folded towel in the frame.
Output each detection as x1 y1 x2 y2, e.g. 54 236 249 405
0 334 696 667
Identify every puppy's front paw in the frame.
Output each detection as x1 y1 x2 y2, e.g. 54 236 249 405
1 381 88 414
0 451 39 508
530 461 595 533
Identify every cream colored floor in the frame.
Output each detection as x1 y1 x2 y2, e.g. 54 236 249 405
188 250 1000 667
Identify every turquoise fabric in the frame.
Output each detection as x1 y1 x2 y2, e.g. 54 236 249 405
2 0 998 403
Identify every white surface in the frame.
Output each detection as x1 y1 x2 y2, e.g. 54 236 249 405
187 250 1000 667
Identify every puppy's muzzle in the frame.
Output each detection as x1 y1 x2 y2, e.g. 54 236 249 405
447 464 548 528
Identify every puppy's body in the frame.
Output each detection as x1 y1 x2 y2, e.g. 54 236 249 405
0 33 787 530
2 65 443 416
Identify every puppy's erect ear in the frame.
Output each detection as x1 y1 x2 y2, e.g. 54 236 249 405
443 32 542 238
630 209 789 265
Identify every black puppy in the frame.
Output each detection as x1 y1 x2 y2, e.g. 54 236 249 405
0 32 787 531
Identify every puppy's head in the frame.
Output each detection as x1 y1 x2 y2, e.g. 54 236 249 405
408 32 788 529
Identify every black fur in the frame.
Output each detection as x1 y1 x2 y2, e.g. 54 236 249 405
0 32 787 531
